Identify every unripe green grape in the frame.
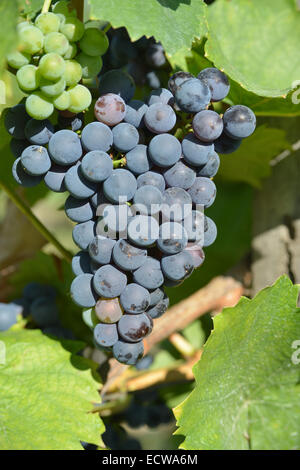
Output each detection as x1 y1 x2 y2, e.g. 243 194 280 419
19 26 44 54
84 20 109 30
60 17 84 42
7 51 31 69
77 53 102 79
39 53 65 81
79 28 109 57
63 43 77 59
52 1 76 17
44 32 69 55
35 12 60 34
52 90 70 110
64 60 82 86
17 21 31 32
26 92 54 120
40 76 66 97
68 84 91 113
16 65 40 91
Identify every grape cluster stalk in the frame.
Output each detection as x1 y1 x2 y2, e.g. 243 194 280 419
4 6 256 365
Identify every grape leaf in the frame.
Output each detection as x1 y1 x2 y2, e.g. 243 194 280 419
205 0 300 98
89 0 207 61
218 125 290 187
0 329 103 449
175 276 300 450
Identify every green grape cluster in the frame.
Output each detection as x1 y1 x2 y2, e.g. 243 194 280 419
7 1 109 120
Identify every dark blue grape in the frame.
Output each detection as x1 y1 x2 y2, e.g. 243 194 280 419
44 164 67 192
93 264 127 298
10 139 28 158
128 215 159 247
72 220 96 250
214 131 242 154
175 78 211 113
197 68 230 102
4 104 30 140
30 296 59 327
103 169 137 203
21 145 51 176
12 157 42 187
144 103 176 134
147 294 169 319
135 355 153 370
118 313 153 342
133 257 164 290
70 273 98 308
98 69 135 102
198 151 220 178
145 43 166 68
113 239 147 271
25 119 54 145
90 190 109 208
204 216 217 247
65 195 94 223
98 203 133 235
120 283 150 314
149 287 165 306
161 187 192 221
94 322 119 348
113 340 144 365
88 235 116 264
72 251 92 276
112 122 139 152
146 71 160 89
182 133 213 167
65 163 97 199
48 129 82 166
81 150 113 182
192 110 223 142
124 100 148 128
168 71 194 95
133 185 162 215
126 145 152 175
81 122 113 152
157 222 188 254
223 105 256 139
188 177 216 207
183 210 204 243
161 251 194 282
148 134 181 168
58 113 84 131
185 243 205 268
148 88 174 106
164 161 196 190
137 171 165 192
0 303 21 331
23 282 56 300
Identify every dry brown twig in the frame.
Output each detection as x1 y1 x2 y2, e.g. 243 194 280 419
102 276 243 395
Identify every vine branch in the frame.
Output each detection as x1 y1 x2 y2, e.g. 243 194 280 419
0 182 73 263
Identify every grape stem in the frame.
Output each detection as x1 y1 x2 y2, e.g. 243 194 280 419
0 182 73 263
42 0 52 13
113 157 126 168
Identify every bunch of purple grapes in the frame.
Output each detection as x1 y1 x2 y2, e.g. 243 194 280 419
5 66 256 365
